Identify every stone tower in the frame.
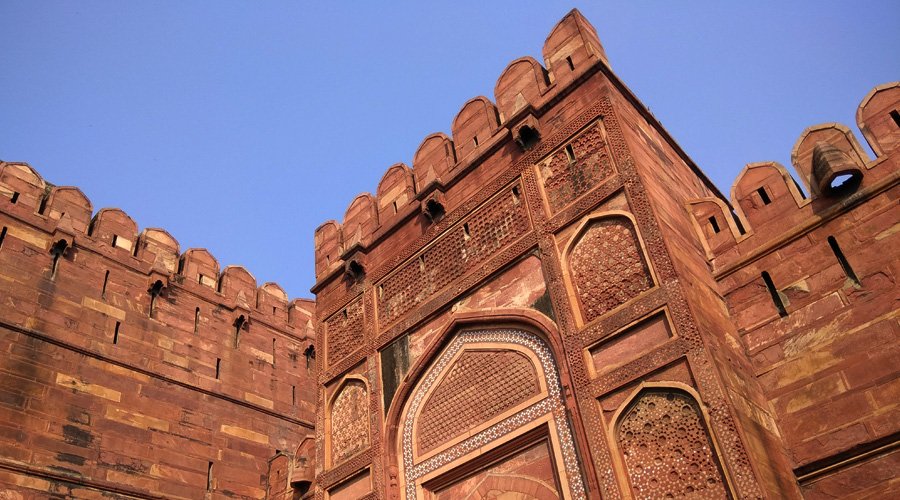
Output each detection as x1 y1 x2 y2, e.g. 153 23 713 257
310 9 899 500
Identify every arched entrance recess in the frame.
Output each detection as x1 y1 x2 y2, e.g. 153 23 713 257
394 317 586 499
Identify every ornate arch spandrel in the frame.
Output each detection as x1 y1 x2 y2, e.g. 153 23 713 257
396 327 586 500
608 382 736 499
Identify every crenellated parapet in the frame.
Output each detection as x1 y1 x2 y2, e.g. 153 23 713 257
375 163 416 224
494 56 550 124
0 160 314 337
451 96 502 162
412 132 456 192
857 81 900 157
542 8 607 87
686 81 899 272
312 9 608 291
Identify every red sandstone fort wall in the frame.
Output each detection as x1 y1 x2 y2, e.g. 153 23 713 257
686 81 900 497
0 163 317 499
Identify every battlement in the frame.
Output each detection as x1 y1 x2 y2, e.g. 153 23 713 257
313 9 607 284
686 81 899 274
0 160 313 329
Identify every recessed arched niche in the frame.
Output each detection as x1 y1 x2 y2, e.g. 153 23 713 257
396 326 586 499
613 386 732 498
327 376 370 467
564 213 654 325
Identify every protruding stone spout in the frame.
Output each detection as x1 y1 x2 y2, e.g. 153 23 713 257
811 141 863 196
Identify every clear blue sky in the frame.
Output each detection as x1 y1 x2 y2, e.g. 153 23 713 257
1 2 897 300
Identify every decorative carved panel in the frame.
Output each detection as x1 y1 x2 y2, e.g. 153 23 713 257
538 120 615 213
330 380 369 464
377 184 530 327
569 216 653 323
417 350 540 455
617 390 730 499
325 298 364 367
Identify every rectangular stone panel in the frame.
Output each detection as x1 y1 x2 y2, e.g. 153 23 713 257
588 310 673 376
427 439 561 499
328 468 371 500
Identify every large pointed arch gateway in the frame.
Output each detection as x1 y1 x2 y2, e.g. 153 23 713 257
392 318 586 499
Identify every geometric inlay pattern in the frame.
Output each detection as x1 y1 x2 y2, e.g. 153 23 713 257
569 216 653 323
330 379 369 465
417 350 540 455
401 329 586 500
539 121 615 213
377 184 530 327
618 390 730 499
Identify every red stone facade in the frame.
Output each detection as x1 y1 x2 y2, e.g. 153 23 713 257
309 10 899 500
1 9 897 500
